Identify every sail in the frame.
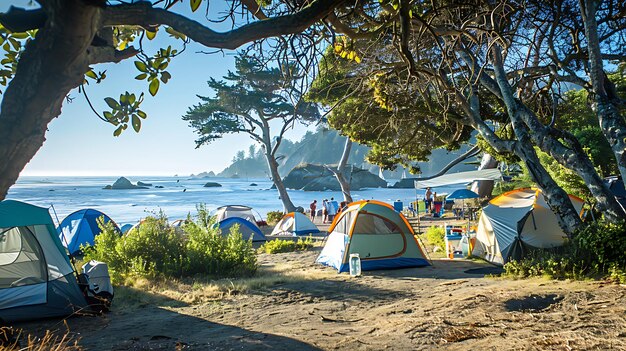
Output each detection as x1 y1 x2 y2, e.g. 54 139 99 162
401 169 407 179
378 167 386 180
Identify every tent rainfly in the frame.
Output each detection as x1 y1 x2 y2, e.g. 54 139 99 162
472 188 585 265
214 217 266 242
317 200 429 272
271 212 320 236
0 200 89 323
58 208 120 255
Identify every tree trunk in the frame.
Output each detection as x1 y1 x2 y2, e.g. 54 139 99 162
264 151 296 212
471 153 498 198
580 0 626 182
491 49 625 221
333 137 353 203
0 1 100 200
260 122 296 213
516 105 626 222
491 50 583 234
513 138 582 235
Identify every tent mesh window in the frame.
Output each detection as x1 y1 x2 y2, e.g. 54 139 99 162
333 211 356 235
0 226 47 288
349 213 405 259
353 213 400 234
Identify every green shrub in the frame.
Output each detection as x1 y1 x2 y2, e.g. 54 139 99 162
259 236 315 254
503 221 626 283
83 206 257 284
183 205 257 277
573 221 626 271
266 210 284 225
424 226 445 249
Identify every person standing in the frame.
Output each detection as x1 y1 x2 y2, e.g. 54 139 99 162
322 199 329 223
309 200 317 222
328 197 339 222
425 187 433 212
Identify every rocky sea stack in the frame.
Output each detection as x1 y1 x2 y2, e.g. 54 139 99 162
283 163 387 191
103 177 149 190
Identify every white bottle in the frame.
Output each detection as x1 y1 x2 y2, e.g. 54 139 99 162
349 253 361 276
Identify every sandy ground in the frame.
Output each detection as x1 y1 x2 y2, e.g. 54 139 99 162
13 247 626 350
9 216 626 350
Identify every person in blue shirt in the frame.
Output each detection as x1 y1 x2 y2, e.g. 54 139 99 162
328 197 339 222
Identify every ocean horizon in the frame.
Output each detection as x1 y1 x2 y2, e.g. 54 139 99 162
7 175 460 226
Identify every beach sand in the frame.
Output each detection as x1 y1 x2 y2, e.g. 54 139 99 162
13 244 626 350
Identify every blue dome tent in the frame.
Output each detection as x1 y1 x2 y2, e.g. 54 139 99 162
58 209 120 255
214 217 265 242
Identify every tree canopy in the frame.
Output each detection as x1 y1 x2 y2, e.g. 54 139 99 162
184 55 319 212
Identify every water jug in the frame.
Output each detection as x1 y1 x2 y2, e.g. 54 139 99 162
349 253 361 276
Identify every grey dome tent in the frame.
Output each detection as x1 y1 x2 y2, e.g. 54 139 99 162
472 188 585 266
0 200 88 322
214 205 258 224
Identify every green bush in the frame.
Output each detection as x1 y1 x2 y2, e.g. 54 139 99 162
266 211 284 225
83 206 257 284
259 236 315 254
503 221 626 283
183 205 257 277
424 226 445 249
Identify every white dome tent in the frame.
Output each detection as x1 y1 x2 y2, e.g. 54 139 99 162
472 188 585 265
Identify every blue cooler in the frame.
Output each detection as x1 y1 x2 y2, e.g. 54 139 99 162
393 200 403 212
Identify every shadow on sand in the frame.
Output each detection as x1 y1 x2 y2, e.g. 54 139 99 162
13 286 323 351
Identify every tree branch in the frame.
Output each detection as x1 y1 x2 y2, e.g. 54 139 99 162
0 7 46 32
87 46 139 65
103 0 345 50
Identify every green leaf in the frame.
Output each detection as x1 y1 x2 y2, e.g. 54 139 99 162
145 29 157 40
135 73 148 80
149 79 160 96
8 37 20 51
129 93 136 105
85 70 97 80
103 111 114 120
160 71 171 83
11 32 28 39
120 94 128 105
190 0 202 12
132 114 141 132
104 97 120 110
113 125 124 137
137 110 147 119
134 61 148 72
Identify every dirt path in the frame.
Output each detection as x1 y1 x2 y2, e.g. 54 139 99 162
15 250 626 350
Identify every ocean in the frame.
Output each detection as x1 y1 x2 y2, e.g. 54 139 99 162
6 176 460 226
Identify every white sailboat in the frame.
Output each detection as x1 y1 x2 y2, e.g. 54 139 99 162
401 169 407 179
378 167 386 180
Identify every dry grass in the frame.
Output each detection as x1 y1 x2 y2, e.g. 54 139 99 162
0 328 81 351
440 324 488 343
113 260 335 308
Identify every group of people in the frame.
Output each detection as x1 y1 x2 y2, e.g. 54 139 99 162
309 198 348 223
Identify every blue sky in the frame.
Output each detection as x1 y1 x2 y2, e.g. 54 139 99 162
2 1 311 176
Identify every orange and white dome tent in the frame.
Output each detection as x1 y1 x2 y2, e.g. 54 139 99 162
472 188 585 266
270 212 320 236
316 200 429 273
